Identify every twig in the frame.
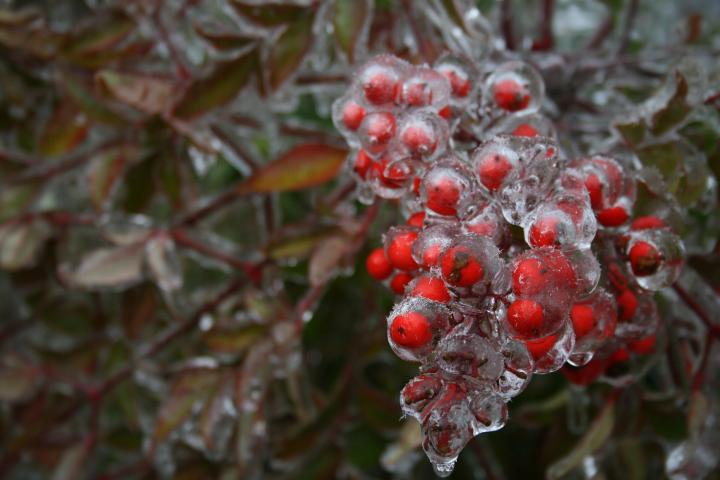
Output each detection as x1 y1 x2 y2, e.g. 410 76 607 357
152 2 190 80
617 0 639 55
171 228 262 278
586 12 615 49
533 0 555 51
672 284 720 336
400 0 434 63
500 0 516 50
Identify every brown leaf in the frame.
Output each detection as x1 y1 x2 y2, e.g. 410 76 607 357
0 218 52 271
37 100 89 157
86 147 130 211
229 1 308 27
63 243 146 289
309 234 354 286
238 144 347 194
202 324 266 353
267 10 316 91
96 70 176 115
121 283 158 339
62 10 134 56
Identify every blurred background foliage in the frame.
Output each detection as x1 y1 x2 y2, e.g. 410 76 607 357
0 0 718 479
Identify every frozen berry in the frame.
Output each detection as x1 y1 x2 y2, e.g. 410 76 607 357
477 152 514 191
400 120 437 156
631 216 666 231
424 170 464 216
512 258 545 296
616 289 637 322
366 247 393 280
421 242 443 268
441 246 484 287
362 66 400 105
363 112 396 149
387 231 419 272
493 77 530 112
628 241 662 277
403 79 433 107
438 65 471 97
629 334 656 354
512 123 539 137
390 272 413 295
353 149 373 179
562 359 607 386
570 303 595 339
389 311 432 348
342 101 366 130
584 173 603 210
507 299 545 339
528 215 564 247
525 334 556 360
438 105 452 119
407 212 425 228
411 276 451 303
596 205 629 227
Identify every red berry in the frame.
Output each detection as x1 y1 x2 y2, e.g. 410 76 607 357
616 289 638 322
528 215 563 247
629 334 656 354
364 112 396 148
438 66 471 97
507 299 545 338
406 212 425 228
584 173 603 210
631 216 666 231
441 246 484 287
401 121 437 156
628 241 662 277
525 334 556 360
562 359 607 386
512 258 545 296
422 243 443 268
389 311 432 348
570 303 595 339
424 172 462 216
596 205 629 227
411 276 451 303
387 231 419 272
477 152 513 191
353 149 373 179
493 77 530 112
403 80 432 107
401 374 442 407
362 68 399 105
390 272 413 295
512 123 539 137
608 348 630 364
342 101 366 130
366 247 393 280
438 105 452 119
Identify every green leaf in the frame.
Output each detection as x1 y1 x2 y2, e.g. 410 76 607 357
64 243 146 289
96 70 176 115
332 0 371 63
0 218 52 271
120 282 158 339
230 1 308 27
153 369 221 445
61 71 126 126
0 182 41 221
238 144 346 194
37 100 89 157
173 47 259 119
62 10 134 56
193 23 258 51
650 71 692 136
547 399 615 479
636 142 683 188
267 11 315 91
614 118 646 147
202 324 266 353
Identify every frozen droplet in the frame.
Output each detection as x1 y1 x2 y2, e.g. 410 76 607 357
626 229 685 291
483 61 545 115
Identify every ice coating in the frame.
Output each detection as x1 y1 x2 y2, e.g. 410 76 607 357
334 53 687 475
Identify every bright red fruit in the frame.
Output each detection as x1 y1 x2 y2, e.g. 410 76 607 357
584 173 603 210
440 246 484 287
401 122 437 156
570 303 595 339
629 241 662 277
406 212 425 228
630 334 656 354
528 215 563 247
390 272 413 295
512 123 539 137
362 69 399 105
507 299 545 338
424 173 462 216
342 101 366 130
438 66 471 97
512 258 546 296
366 247 393 280
596 205 629 227
493 77 530 111
387 231 419 271
390 311 433 348
616 289 638 322
364 112 396 147
631 216 666 231
477 153 513 191
353 149 373 179
411 276 451 303
525 334 556 360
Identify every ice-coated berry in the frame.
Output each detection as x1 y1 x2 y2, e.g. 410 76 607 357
366 247 393 280
616 289 638 322
631 216 666 231
407 211 425 228
525 334 557 361
493 76 530 112
390 272 413 295
411 276 452 303
596 204 630 227
570 303 595 339
387 229 419 271
342 101 366 130
352 149 373 179
390 311 432 348
361 112 396 153
628 241 662 277
512 123 539 137
422 164 470 216
360 63 401 105
440 246 484 287
507 299 545 339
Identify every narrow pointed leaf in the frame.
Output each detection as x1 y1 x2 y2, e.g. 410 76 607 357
87 147 129 211
230 1 307 27
267 11 315 91
61 71 126 126
238 144 346 194
0 219 52 271
37 100 89 157
64 243 145 289
96 71 176 115
332 0 371 63
62 10 134 56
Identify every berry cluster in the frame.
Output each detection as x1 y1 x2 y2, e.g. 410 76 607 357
333 55 685 476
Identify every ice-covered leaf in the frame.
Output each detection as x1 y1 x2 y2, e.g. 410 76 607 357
51 443 87 480
547 399 615 479
0 183 40 222
309 234 354 286
614 118 646 147
230 1 308 27
267 10 315 91
153 368 222 446
87 147 129 211
37 100 89 157
61 71 126 126
62 10 134 57
266 226 341 261
173 48 259 119
145 234 183 292
0 219 52 271
238 144 346 194
193 23 258 51
64 243 145 289
202 324 266 353
121 283 158 339
199 374 234 451
650 71 691 136
96 71 176 115
0 363 40 402
332 0 372 63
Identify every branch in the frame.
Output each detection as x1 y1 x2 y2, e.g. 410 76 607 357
617 0 639 55
500 0 516 50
